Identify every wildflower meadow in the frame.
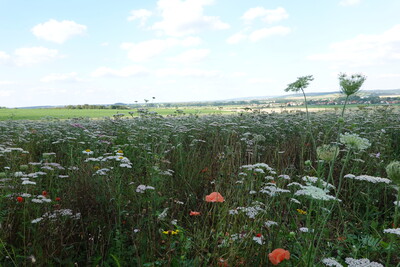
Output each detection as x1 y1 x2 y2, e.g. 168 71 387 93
1 77 400 266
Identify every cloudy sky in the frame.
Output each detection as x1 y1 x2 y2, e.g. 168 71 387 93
1 0 400 107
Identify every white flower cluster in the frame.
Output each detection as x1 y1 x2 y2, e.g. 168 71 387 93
299 227 314 233
240 163 273 172
136 185 155 193
259 183 290 196
340 133 371 151
252 235 265 245
265 220 278 227
302 176 335 190
31 209 81 224
344 174 391 184
383 228 400 236
294 185 340 202
344 258 383 267
278 174 291 180
322 258 343 267
31 195 51 204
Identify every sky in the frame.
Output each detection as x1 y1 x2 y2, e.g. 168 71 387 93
1 0 400 107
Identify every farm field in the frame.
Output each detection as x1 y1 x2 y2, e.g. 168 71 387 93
2 104 398 121
1 106 400 266
0 108 231 121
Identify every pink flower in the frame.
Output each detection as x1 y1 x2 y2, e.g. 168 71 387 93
190 211 201 216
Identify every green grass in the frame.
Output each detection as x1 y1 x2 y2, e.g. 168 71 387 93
0 108 231 120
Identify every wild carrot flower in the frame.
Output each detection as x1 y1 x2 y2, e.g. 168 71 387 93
205 192 225 202
190 211 201 216
386 161 400 184
340 133 371 151
17 196 24 203
268 248 290 265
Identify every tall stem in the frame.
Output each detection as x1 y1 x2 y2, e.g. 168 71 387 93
341 95 349 118
302 89 316 151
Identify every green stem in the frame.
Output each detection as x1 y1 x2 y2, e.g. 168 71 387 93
386 188 400 266
302 89 316 152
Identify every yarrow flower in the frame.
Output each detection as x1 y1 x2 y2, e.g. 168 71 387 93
340 133 371 151
268 248 290 266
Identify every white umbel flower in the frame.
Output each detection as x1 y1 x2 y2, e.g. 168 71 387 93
383 228 400 236
345 257 383 267
340 133 371 151
322 258 343 267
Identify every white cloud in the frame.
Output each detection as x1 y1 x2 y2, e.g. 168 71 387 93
241 7 289 24
41 72 81 83
168 49 209 63
378 73 400 78
0 51 11 63
31 19 87 44
231 72 247 77
14 47 59 66
121 37 201 62
249 26 291 42
91 66 149 77
227 32 247 44
248 78 273 84
0 90 12 97
0 80 15 85
157 67 220 78
308 24 400 67
152 0 229 36
128 9 153 26
339 0 361 6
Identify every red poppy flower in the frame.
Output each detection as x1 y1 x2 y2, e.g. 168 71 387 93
268 248 290 265
255 233 262 237
205 192 225 202
17 196 23 203
190 211 201 216
55 197 61 201
42 191 47 197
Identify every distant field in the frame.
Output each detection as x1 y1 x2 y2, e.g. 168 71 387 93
0 108 231 120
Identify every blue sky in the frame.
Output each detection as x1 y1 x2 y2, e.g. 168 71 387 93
1 0 400 107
